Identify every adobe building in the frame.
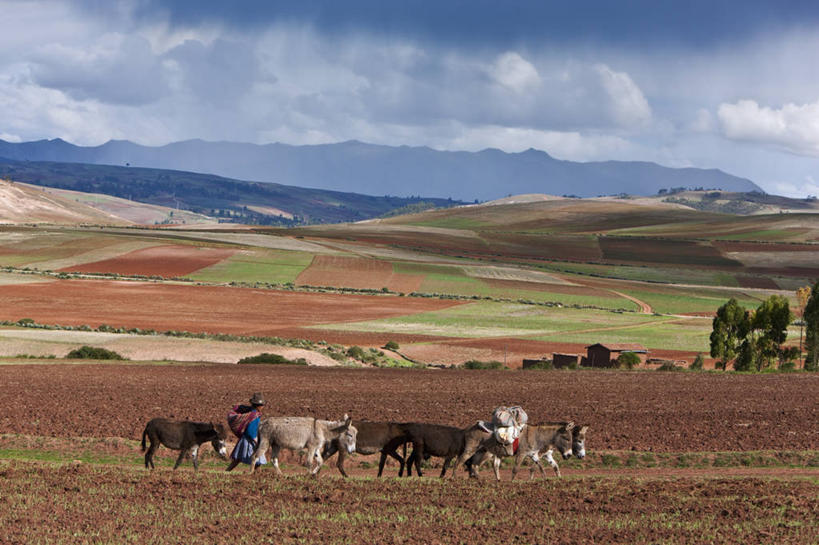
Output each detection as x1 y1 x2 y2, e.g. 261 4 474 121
552 353 580 368
582 343 648 368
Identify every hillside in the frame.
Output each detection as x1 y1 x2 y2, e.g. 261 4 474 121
0 138 763 200
0 159 461 225
0 179 129 225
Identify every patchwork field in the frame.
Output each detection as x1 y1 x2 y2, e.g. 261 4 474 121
0 196 818 544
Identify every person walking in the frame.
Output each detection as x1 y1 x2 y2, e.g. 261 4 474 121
225 392 267 471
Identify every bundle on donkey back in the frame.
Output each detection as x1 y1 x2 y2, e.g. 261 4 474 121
141 418 228 470
403 422 499 478
467 422 584 481
322 420 410 478
250 414 357 476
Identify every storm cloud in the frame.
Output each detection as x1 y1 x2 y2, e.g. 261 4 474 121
2 0 819 197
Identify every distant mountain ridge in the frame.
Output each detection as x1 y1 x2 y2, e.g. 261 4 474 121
0 138 762 201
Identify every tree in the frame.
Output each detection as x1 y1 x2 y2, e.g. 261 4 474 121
617 352 641 369
749 295 792 371
796 286 812 368
804 281 819 371
710 298 749 371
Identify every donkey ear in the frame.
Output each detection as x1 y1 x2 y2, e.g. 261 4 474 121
343 414 352 427
579 425 589 434
564 421 575 431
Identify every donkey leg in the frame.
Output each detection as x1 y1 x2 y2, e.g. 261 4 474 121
251 436 269 474
310 447 324 476
510 452 524 480
145 441 159 469
336 448 349 478
173 448 188 470
493 455 502 482
191 445 200 471
544 449 561 478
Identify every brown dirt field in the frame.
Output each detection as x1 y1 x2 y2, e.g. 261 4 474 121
0 279 463 335
296 255 424 293
1 364 817 452
2 461 816 545
736 275 780 289
58 244 238 277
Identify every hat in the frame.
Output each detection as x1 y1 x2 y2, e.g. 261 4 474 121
249 392 266 406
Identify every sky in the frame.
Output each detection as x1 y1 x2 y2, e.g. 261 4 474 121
2 0 819 197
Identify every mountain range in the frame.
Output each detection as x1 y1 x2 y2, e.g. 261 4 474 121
0 138 763 201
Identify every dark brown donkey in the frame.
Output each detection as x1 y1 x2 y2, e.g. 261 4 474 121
404 422 496 478
141 418 228 470
323 420 410 477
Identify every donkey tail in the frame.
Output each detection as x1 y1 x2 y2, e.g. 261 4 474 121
140 427 148 452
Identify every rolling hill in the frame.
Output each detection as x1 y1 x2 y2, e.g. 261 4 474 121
0 137 762 200
0 159 461 225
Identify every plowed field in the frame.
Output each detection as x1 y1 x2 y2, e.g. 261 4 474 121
58 244 237 277
1 364 817 544
0 279 463 336
1 364 816 452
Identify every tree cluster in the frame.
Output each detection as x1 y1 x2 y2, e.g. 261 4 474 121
710 295 797 371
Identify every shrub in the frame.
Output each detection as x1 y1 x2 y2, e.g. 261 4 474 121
16 318 35 326
463 360 506 370
237 353 307 365
657 361 684 372
346 346 367 360
524 360 553 370
778 361 796 372
66 346 125 360
617 352 641 369
384 340 400 351
690 353 705 371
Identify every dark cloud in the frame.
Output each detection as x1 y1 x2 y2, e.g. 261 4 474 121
30 34 168 106
123 0 819 50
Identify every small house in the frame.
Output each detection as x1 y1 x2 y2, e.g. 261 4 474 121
552 353 580 369
583 343 648 368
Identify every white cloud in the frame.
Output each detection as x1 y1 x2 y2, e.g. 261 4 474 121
718 99 819 156
490 52 540 93
594 64 652 127
690 108 714 132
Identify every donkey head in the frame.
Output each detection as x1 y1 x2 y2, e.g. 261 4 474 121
555 422 575 460
333 414 357 455
572 425 589 459
210 422 229 459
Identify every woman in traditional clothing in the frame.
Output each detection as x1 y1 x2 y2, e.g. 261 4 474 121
225 392 268 471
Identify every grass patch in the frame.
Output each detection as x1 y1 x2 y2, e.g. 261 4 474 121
188 249 313 284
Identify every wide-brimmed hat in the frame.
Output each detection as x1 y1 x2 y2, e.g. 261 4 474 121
249 392 266 406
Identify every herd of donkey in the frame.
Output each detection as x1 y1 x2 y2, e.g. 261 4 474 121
141 404 590 481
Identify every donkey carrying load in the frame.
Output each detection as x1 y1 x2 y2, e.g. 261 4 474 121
250 415 357 477
141 418 228 471
467 421 583 480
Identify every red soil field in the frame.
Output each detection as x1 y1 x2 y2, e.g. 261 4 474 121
58 244 237 277
296 255 424 293
1 364 817 452
0 279 463 336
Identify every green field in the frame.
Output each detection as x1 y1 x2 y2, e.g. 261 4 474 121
312 301 677 340
188 248 313 284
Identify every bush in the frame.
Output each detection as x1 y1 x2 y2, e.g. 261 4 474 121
523 360 553 370
463 360 506 370
690 353 705 371
384 340 400 351
346 346 367 360
778 361 796 372
237 353 307 365
65 346 125 360
617 352 641 369
657 361 684 372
